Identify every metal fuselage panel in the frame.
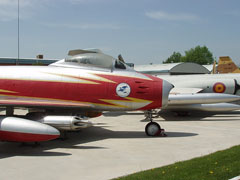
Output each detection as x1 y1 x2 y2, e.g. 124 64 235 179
0 66 165 111
159 74 240 95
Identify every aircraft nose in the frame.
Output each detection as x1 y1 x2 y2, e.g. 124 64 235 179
162 80 174 108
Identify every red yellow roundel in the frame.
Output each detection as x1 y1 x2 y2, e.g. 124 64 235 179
213 82 226 93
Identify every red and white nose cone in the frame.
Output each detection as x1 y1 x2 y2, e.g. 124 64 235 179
162 80 174 108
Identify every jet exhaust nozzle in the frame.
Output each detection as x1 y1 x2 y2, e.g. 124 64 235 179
39 116 93 131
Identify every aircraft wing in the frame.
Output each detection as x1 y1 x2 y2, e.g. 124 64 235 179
168 93 240 105
165 102 240 112
165 90 240 112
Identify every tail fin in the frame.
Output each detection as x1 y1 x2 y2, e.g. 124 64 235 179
217 56 240 73
212 60 217 74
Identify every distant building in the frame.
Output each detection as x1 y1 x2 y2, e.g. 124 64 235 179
134 62 211 75
0 57 58 66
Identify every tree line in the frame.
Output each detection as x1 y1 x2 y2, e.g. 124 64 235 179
163 45 214 65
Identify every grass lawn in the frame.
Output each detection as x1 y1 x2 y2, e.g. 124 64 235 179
115 145 240 180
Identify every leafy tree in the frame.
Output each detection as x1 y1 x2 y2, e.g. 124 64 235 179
163 46 214 65
181 45 214 65
163 52 182 64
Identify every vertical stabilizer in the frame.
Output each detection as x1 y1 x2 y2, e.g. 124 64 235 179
217 56 240 73
212 60 217 74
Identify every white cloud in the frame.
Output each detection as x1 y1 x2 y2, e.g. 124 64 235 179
146 11 200 21
43 22 120 30
0 0 32 6
0 0 49 21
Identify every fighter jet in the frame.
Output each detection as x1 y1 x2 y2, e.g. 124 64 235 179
134 61 240 114
0 49 173 142
160 73 240 113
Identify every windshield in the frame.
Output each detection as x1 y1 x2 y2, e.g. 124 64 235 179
59 52 134 72
65 53 114 69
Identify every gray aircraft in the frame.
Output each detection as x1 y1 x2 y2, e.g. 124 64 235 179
134 63 240 114
160 74 240 113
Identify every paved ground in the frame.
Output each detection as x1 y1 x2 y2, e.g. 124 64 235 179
0 110 240 180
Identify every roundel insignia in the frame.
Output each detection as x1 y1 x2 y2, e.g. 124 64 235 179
213 82 226 93
116 83 131 97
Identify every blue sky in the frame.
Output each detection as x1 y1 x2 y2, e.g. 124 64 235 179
0 0 240 65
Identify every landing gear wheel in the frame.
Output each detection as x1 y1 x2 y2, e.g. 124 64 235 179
145 122 161 136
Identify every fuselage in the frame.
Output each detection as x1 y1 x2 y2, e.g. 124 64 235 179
158 73 240 95
0 65 172 112
0 51 174 143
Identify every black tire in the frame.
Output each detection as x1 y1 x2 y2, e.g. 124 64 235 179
145 122 161 136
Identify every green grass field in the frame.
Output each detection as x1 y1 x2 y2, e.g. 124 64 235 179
115 145 240 180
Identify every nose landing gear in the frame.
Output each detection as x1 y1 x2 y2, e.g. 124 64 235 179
145 110 166 137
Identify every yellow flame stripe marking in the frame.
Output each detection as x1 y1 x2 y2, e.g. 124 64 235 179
98 97 152 108
87 73 116 83
0 94 91 106
45 72 99 85
0 94 152 109
47 72 116 84
0 77 96 84
0 99 88 106
124 97 153 103
97 99 129 108
0 89 18 94
98 72 153 81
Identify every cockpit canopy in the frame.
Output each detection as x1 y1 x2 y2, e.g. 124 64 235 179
51 50 130 71
65 53 115 69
